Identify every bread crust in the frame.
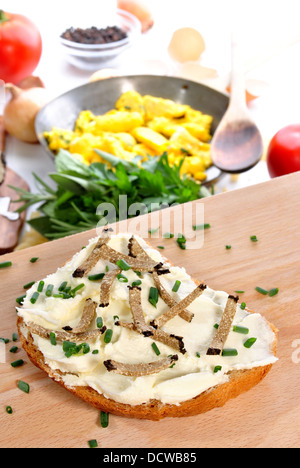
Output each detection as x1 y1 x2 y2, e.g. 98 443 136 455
17 311 277 421
17 237 278 420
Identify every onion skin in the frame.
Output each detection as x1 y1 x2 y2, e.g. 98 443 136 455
3 84 48 143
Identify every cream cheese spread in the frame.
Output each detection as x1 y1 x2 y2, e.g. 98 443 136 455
17 233 277 406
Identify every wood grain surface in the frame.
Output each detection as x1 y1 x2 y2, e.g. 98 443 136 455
0 172 299 448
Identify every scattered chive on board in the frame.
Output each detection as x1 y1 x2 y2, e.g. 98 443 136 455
17 380 30 393
11 359 24 368
6 406 13 414
100 411 109 428
255 286 269 295
88 439 98 448
30 257 39 263
23 281 35 290
193 223 211 230
0 261 12 269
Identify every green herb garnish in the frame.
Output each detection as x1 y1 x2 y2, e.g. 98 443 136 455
88 273 105 281
116 259 131 271
225 245 232 250
23 281 35 290
100 411 109 428
250 235 258 242
6 406 13 414
244 337 257 348
70 283 85 296
240 302 246 310
9 346 18 353
233 325 249 334
193 223 211 230
104 329 113 344
58 281 68 291
88 439 98 448
148 287 159 308
10 149 208 240
50 332 57 346
96 317 103 328
151 342 161 356
132 280 142 287
172 280 181 292
222 348 238 357
17 380 30 393
11 359 24 368
163 232 174 239
37 281 45 293
176 234 186 250
117 273 128 283
16 295 26 305
30 292 39 304
0 261 12 269
214 366 222 373
255 286 269 295
30 257 39 263
269 288 279 297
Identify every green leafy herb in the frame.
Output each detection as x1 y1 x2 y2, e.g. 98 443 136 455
10 149 209 240
116 259 131 271
30 257 39 263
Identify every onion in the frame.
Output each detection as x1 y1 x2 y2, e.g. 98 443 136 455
3 83 49 143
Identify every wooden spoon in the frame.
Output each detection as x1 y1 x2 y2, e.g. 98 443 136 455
210 35 263 173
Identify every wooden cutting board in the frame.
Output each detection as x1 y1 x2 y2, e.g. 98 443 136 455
0 172 299 448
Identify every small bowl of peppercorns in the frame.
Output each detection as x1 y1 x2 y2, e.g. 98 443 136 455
60 9 141 70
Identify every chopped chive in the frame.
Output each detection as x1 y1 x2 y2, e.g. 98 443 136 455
255 286 269 295
250 235 258 242
11 359 24 368
148 287 159 308
105 266 109 272
214 366 222 373
240 302 246 310
23 281 35 290
82 343 90 355
96 317 103 328
53 293 64 299
0 337 9 344
9 346 18 353
222 348 238 357
30 292 39 304
45 284 54 297
214 323 219 329
157 246 165 250
163 232 174 239
58 281 68 291
244 337 257 348
196 352 201 358
16 295 26 305
30 257 39 263
176 234 186 250
104 329 113 344
116 259 131 271
193 223 211 230
88 439 98 448
233 325 249 335
88 273 105 281
134 271 142 277
225 245 232 250
6 406 13 414
0 261 12 269
50 332 57 346
100 411 109 428
37 281 45 293
148 227 159 235
235 290 245 294
12 332 18 342
132 279 142 287
113 315 119 321
151 342 160 356
169 363 176 368
172 280 181 293
117 273 128 283
17 380 30 393
70 283 85 295
269 288 279 297
92 349 99 354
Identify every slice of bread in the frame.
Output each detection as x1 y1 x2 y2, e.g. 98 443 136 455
17 233 278 420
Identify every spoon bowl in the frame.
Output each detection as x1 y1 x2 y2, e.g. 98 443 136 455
211 34 263 173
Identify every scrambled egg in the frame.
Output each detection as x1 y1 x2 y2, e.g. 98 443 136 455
44 91 213 181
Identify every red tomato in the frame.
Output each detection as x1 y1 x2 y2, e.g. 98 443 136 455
267 124 300 178
0 10 42 84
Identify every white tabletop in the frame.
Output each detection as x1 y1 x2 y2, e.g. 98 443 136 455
2 0 300 210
